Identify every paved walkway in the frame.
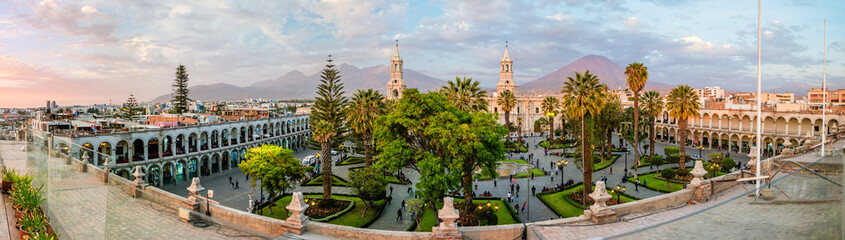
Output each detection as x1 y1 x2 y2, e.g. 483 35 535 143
0 140 265 239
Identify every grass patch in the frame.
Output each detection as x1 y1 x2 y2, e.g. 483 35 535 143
338 156 366 166
348 167 408 185
411 199 517 232
592 154 620 172
538 141 572 149
627 172 685 193
500 159 530 165
260 194 386 228
514 168 545 178
303 173 349 187
537 183 637 218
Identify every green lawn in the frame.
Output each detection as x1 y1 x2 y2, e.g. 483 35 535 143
411 199 516 232
505 146 528 152
538 184 637 218
261 194 385 228
338 156 365 165
500 159 530 165
348 167 408 185
514 168 545 178
627 173 685 193
592 154 620 171
538 141 572 149
304 174 349 187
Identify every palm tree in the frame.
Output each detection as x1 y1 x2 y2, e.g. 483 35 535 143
624 62 648 179
561 71 607 196
497 90 517 142
541 96 559 144
346 89 387 167
441 77 488 112
312 120 336 199
666 85 701 168
640 90 663 157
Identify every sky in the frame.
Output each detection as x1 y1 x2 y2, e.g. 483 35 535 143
0 0 842 108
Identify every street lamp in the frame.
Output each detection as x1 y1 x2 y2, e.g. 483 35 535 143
698 145 703 159
614 184 626 204
558 160 568 187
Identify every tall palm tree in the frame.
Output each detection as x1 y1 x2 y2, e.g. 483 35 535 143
640 90 663 157
441 77 488 112
312 120 337 199
346 89 387 167
666 85 701 168
497 90 517 142
541 96 559 144
561 71 607 196
624 62 648 179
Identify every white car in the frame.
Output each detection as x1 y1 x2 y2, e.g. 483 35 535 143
301 155 316 167
331 150 339 155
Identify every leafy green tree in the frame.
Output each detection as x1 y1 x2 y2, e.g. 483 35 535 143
624 62 648 178
348 167 387 215
534 117 548 133
640 90 663 157
651 155 664 170
346 89 387 167
241 145 305 214
441 77 488 112
721 158 736 172
171 65 191 114
596 94 622 159
666 85 701 167
660 168 676 189
407 199 426 231
121 93 141 121
312 120 336 199
561 70 607 196
707 152 725 165
497 90 517 142
374 89 505 218
541 96 559 142
310 56 348 198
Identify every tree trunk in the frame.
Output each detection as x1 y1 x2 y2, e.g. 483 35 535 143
679 118 688 167
649 116 656 157
633 91 640 179
505 111 511 143
462 158 474 207
582 116 593 196
321 141 333 199
549 116 555 144
606 129 612 160
429 201 439 229
364 133 374 167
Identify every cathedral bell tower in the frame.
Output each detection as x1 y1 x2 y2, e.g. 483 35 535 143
496 41 516 95
386 40 406 100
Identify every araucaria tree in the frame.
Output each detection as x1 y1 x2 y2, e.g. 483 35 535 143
624 62 648 178
171 65 191 114
562 70 607 196
374 89 506 219
121 93 141 121
497 90 517 142
541 96 559 142
666 85 700 168
310 56 348 199
441 77 488 112
240 145 305 214
640 90 663 157
346 89 387 167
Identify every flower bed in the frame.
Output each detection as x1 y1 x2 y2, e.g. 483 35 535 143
566 189 626 208
304 198 354 221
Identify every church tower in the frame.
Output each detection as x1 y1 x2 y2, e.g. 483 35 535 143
386 40 406 100
496 42 516 95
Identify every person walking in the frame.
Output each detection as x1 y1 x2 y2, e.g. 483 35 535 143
390 185 393 195
522 202 526 212
235 180 239 189
397 209 403 221
532 186 536 196
507 192 512 202
494 178 497 187
510 183 514 193
401 200 406 210
610 167 613 175
516 183 520 193
514 203 519 213
635 179 640 191
387 195 393 205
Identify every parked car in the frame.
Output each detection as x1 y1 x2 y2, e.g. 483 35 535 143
301 155 316 167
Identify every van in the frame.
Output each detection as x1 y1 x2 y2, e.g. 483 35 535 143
301 155 316 167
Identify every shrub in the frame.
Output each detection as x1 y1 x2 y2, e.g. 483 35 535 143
660 168 676 180
721 158 736 172
676 168 690 178
664 146 679 156
650 155 664 169
707 152 724 165
667 153 680 163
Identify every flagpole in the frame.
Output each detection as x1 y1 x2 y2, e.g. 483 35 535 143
821 19 827 157
755 0 762 196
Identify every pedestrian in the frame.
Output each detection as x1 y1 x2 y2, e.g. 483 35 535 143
516 183 520 193
390 185 394 195
397 209 402 221
550 162 553 169
388 195 392 205
411 210 416 222
494 178 497 187
551 175 554 183
475 183 478 191
515 193 519 203
532 186 536 196
531 171 534 180
235 180 239 189
603 170 606 176
522 202 526 212
635 179 640 191
231 181 235 190
508 192 512 202
408 187 412 193
610 167 613 175
510 183 514 193
401 200 406 210
643 179 647 186
229 176 233 185
514 203 519 213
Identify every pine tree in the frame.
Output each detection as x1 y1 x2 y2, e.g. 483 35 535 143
122 93 140 121
172 65 191 114
309 55 348 199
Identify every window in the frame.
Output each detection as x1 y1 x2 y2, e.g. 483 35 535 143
517 107 520 113
494 107 498 113
535 108 539 114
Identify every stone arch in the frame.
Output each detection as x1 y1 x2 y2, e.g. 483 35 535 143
221 151 230 171
741 115 752 132
248 126 254 142
97 141 112 166
200 155 210 176
175 134 185 155
147 163 162 186
188 157 199 179
828 119 840 135
211 153 221 174
775 117 787 135
163 135 173 157
221 129 229 146
147 137 160 159
763 116 776 134
787 118 800 136
200 132 209 150
188 133 198 152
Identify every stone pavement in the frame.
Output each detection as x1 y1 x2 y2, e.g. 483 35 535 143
0 140 265 239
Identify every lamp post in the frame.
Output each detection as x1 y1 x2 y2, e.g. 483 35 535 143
558 160 568 187
698 145 703 159
614 184 626 204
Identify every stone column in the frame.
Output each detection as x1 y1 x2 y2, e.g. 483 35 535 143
283 192 309 234
432 197 461 239
102 159 110 183
131 166 146 197
182 177 205 222
144 144 149 161
585 181 616 223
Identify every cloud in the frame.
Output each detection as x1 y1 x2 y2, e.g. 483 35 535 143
12 0 119 43
544 13 571 21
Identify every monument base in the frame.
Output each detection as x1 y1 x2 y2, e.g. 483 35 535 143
281 222 306 235
585 210 617 224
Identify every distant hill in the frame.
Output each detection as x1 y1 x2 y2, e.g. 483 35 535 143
151 64 446 103
520 55 671 91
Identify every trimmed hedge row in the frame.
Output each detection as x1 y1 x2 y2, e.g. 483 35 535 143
302 173 350 187
404 197 521 231
337 156 366 166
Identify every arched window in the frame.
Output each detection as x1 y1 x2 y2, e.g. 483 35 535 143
393 89 399 98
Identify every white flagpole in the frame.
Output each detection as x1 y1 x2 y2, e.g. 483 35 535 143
755 0 762 196
821 19 827 157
